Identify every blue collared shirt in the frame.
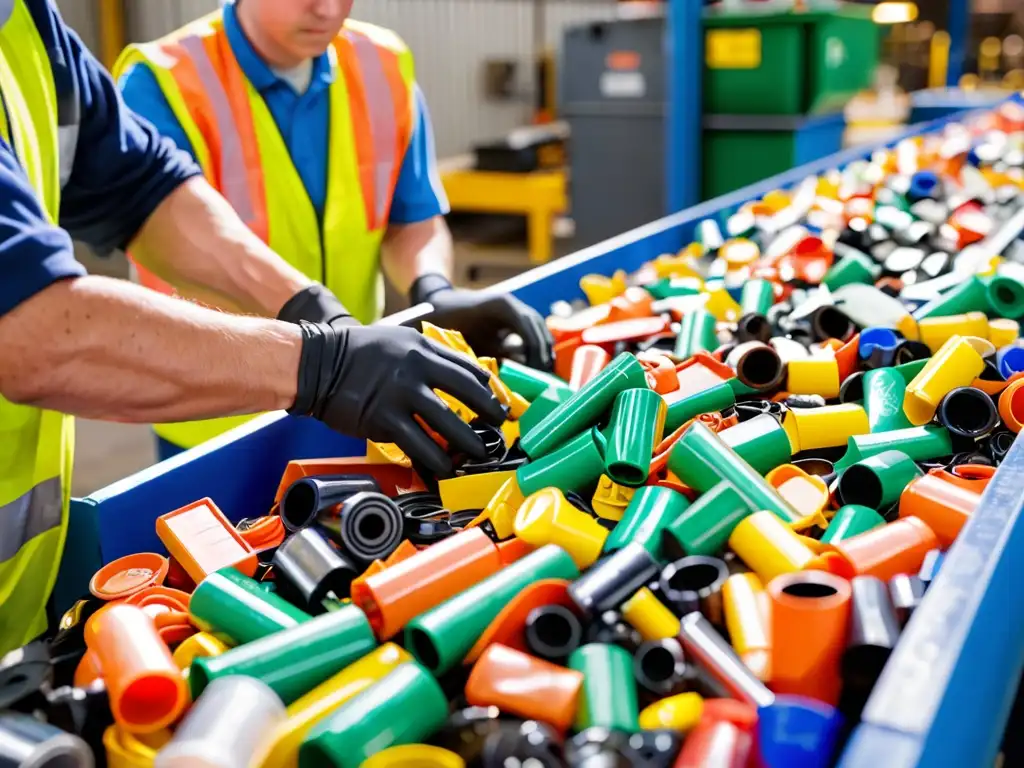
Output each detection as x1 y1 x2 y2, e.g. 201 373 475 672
119 1 448 226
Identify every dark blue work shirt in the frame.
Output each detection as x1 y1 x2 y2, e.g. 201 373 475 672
0 0 200 318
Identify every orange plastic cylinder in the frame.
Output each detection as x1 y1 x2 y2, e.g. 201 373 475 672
84 603 188 733
768 571 851 706
821 517 939 581
465 644 583 732
999 377 1024 433
899 471 983 547
569 345 612 391
673 719 752 768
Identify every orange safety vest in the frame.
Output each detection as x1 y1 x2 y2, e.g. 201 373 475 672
114 12 415 449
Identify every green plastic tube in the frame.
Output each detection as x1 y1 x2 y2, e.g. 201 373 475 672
405 544 579 676
838 450 923 511
863 368 912 433
498 360 568 402
603 389 666 487
820 505 886 544
667 421 802 525
741 280 775 317
521 353 649 459
517 427 607 497
189 567 310 645
664 481 752 557
674 310 719 360
519 384 574 435
190 604 375 704
603 485 689 560
985 274 1024 319
718 414 792 476
912 275 989 321
823 250 880 291
647 278 702 300
569 644 639 731
665 381 736 433
299 663 447 768
834 425 951 471
893 358 930 385
728 378 761 397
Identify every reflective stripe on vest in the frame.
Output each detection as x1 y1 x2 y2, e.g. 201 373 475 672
0 476 62 563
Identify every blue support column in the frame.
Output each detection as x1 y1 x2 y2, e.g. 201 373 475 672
666 0 703 213
946 0 970 87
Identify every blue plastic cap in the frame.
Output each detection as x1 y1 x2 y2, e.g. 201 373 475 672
996 345 1024 380
908 170 941 202
858 327 900 360
757 695 844 768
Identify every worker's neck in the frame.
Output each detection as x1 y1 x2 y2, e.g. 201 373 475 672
235 2 307 70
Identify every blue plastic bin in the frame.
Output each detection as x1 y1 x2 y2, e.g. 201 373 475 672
63 99 1024 768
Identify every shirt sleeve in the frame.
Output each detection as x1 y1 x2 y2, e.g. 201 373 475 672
388 84 450 225
117 63 199 164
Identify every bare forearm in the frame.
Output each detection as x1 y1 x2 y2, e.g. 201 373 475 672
0 276 301 422
128 177 312 316
381 216 454 295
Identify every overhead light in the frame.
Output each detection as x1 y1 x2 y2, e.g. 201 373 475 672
872 2 919 25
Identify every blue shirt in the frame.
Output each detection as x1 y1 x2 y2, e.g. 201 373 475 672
0 0 200 318
119 1 448 226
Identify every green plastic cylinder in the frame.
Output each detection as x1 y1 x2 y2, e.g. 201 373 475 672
569 644 639 731
823 250 880 291
838 450 923 511
912 275 989 321
893 358 930 385
820 505 886 544
665 381 736 433
405 544 579 676
521 353 649 459
741 280 775 317
189 567 310 645
519 384 574 434
647 278 702 300
674 310 719 360
299 662 447 768
718 414 792 476
603 485 689 560
985 274 1024 319
499 360 568 402
863 368 912 433
664 481 752 557
517 427 607 497
834 425 951 471
667 421 802 525
190 604 375 704
603 389 666 487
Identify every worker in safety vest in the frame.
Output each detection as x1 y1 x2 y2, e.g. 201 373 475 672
0 0 506 657
116 0 553 460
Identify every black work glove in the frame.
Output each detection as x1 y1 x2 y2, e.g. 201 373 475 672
407 274 554 372
278 284 361 331
290 322 507 477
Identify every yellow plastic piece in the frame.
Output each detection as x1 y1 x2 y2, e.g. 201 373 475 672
508 393 530 420
580 270 628 306
171 631 230 669
621 587 682 642
639 692 705 732
591 474 637 522
421 322 478 362
786 357 841 399
904 335 986 426
471 476 526 540
722 573 771 682
989 318 1020 349
502 419 522 447
720 239 761 269
896 313 920 342
963 335 996 359
362 746 466 768
977 255 1002 277
917 311 989 354
104 726 171 768
366 441 413 469
256 644 412 768
761 189 791 212
478 356 519 415
704 287 743 323
514 488 609 568
653 250 702 279
765 465 830 530
438 470 517 514
728 510 817 584
781 404 869 454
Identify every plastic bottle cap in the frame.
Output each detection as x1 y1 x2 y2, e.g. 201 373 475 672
89 553 170 601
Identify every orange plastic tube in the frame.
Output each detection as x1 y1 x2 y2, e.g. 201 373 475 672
673 719 752 768
84 603 188 733
569 345 612 391
465 643 583 733
899 470 984 547
820 517 939 581
274 458 424 502
155 499 257 584
768 571 851 706
999 377 1024 433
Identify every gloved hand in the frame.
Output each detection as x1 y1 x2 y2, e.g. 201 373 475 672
278 284 361 331
290 322 507 477
407 274 554 372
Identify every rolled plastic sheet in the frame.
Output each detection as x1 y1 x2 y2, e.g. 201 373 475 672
633 637 690 697
272 529 360 614
155 677 284 768
603 389 666 487
862 368 912 433
999 377 1024 433
514 488 609 568
678 612 774 709
521 353 648 459
299 663 448 768
903 335 986 425
516 428 607 497
728 511 817 584
664 481 751 559
604 485 689 559
786 358 841 399
518 385 574 435
568 643 640 731
255 643 411 768
722 573 771 682
718 415 792 476
989 318 1020 349
673 718 753 768
524 605 583 661
725 341 786 393
768 570 852 706
278 475 380 532
638 692 705 732
833 425 952 471
569 345 612 391
821 516 939 581
917 311 990 354
316 492 403 564
499 359 575 401
841 576 901 712
569 543 660 617
667 421 803 525
675 309 719 360
191 604 375 705
781 403 870 454
465 644 583 732
837 449 923 510
741 280 776 317
658 556 729 626
898 470 983 547
620 587 682 642
820 505 885 545
822 248 880 290
756 696 844 768
84 604 187 734
405 545 579 675
189 567 309 646
664 381 737 433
